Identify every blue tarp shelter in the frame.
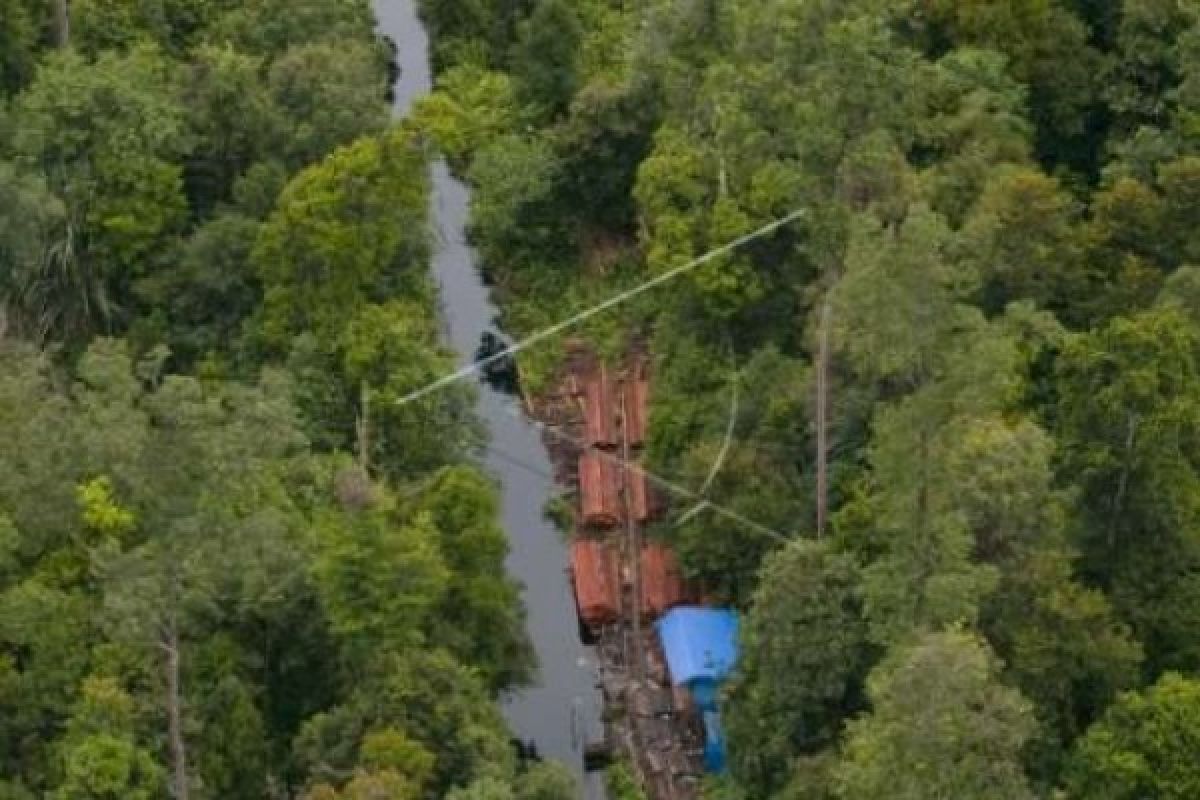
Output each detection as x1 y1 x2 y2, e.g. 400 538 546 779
702 711 727 773
655 606 739 712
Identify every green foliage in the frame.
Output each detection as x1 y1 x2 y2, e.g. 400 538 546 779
0 161 69 342
8 0 1200 797
725 541 867 796
267 39 390 170
1055 308 1200 672
254 127 430 348
411 467 533 690
510 0 582 119
0 0 40 94
51 678 165 800
205 0 376 57
9 45 187 340
293 648 516 795
835 630 1036 800
925 0 1103 168
311 504 448 657
605 761 647 800
413 65 522 168
1065 672 1200 800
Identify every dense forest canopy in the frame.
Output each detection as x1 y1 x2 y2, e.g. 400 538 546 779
413 0 1200 797
0 1 569 798
2 0 1200 798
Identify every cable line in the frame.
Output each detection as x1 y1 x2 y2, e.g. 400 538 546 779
396 209 806 406
487 398 792 544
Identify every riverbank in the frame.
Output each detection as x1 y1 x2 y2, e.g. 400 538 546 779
373 1 608 796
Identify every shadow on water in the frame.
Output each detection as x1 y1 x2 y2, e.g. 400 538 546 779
372 1 608 796
475 331 521 395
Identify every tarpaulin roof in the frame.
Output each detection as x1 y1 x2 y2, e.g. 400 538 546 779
655 607 739 688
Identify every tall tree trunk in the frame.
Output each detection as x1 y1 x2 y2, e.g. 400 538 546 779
1109 411 1139 549
815 297 831 538
162 623 189 800
356 379 370 475
54 0 69 47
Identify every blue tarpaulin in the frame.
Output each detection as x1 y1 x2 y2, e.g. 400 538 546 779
702 711 727 773
655 606 739 711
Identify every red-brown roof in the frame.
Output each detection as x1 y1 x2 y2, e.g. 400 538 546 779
580 451 621 528
640 543 689 619
571 539 619 628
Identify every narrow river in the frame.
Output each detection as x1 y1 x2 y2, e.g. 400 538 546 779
372 1 606 796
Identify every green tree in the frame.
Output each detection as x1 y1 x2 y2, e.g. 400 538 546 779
0 0 40 94
9 45 187 339
184 44 279 212
204 0 375 57
725 540 867 796
510 0 582 119
72 340 309 800
253 128 430 349
961 166 1085 318
942 415 1142 779
411 467 532 691
413 65 521 169
1064 672 1200 800
293 649 516 795
1055 308 1200 672
51 678 164 800
1157 264 1200 324
336 301 477 481
835 630 1035 800
832 209 1013 644
267 39 389 170
0 162 69 343
310 501 448 660
924 0 1103 169
919 47 1033 223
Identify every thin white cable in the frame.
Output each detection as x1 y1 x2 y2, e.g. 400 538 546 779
698 371 739 497
396 209 806 405
505 401 791 544
676 369 740 524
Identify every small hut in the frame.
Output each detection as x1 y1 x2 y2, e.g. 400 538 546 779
579 451 620 528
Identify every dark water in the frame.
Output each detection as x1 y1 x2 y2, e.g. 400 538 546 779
372 2 606 795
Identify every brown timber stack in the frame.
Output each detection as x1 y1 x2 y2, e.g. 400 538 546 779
640 543 689 620
570 539 620 630
583 364 617 449
628 465 662 524
580 451 621 528
624 363 650 449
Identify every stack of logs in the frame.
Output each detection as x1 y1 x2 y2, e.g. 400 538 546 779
565 354 705 800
